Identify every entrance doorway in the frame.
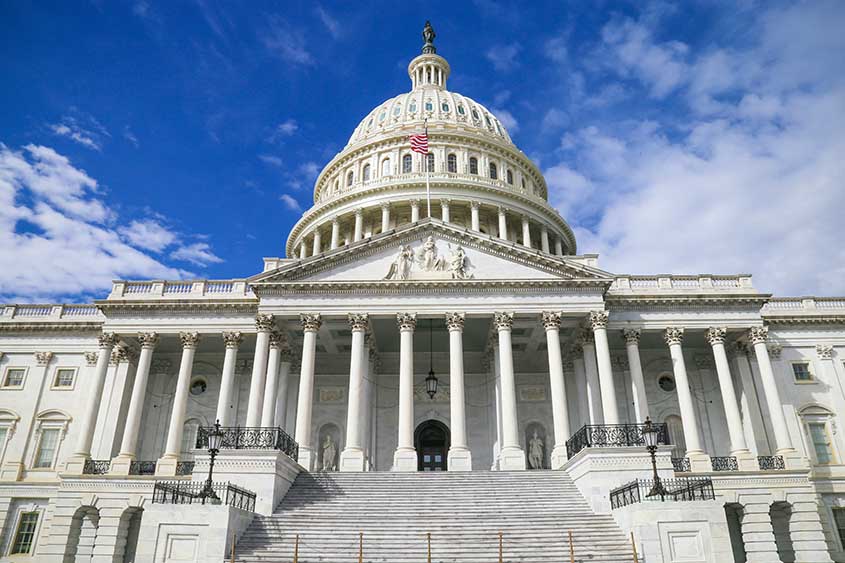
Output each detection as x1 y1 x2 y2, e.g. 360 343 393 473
414 420 450 471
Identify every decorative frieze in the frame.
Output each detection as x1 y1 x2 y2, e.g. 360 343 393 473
34 351 53 366
748 326 768 345
396 312 417 331
223 331 243 349
705 327 727 345
493 312 514 331
589 310 609 330
622 328 641 345
179 332 200 349
348 313 370 332
300 313 322 332
541 311 562 330
817 344 834 360
255 313 275 332
137 332 159 349
663 327 685 346
445 312 465 331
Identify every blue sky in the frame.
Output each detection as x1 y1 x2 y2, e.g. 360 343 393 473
1 0 843 302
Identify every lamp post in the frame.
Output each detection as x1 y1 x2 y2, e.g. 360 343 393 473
425 319 438 399
642 417 666 499
199 419 223 503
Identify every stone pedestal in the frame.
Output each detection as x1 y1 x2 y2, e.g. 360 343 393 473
63 456 88 476
735 450 759 472
393 448 417 472
155 455 179 477
551 445 568 470
109 454 133 476
499 446 527 471
339 448 366 472
448 447 472 471
688 452 713 473
298 447 315 472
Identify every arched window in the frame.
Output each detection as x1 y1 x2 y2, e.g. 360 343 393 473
409 101 417 113
489 162 498 180
378 110 386 123
800 405 838 465
402 154 413 173
425 100 433 111
393 104 402 116
457 104 465 115
425 153 435 172
333 179 339 194
441 102 449 112
521 178 525 189
381 158 391 177
506 169 513 184
346 171 354 187
362 164 371 182
447 154 457 173
30 410 70 469
469 157 478 175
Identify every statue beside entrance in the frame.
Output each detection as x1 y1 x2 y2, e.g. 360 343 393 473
528 430 545 470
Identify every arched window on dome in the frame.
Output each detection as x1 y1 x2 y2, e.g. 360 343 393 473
402 154 413 174
346 171 354 187
333 179 339 194
447 154 457 173
378 110 386 123
409 101 417 113
457 104 466 115
393 104 402 116
425 153 435 173
506 169 513 185
362 164 371 182
521 178 526 190
469 157 478 175
381 158 391 177
489 162 498 180
441 102 449 112
425 100 433 112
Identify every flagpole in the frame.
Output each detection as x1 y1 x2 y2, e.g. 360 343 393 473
425 118 431 218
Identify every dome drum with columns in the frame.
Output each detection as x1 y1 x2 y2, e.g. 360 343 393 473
287 26 575 260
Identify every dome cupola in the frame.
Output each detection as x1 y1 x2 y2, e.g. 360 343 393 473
408 21 450 91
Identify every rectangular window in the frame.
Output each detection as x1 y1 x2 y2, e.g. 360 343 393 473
53 368 75 388
792 362 813 382
11 511 39 554
0 427 7 461
3 368 25 387
33 428 60 469
808 422 834 464
833 507 845 549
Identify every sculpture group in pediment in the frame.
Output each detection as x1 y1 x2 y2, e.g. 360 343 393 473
384 236 473 280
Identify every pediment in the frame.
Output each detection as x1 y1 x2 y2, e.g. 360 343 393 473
251 220 613 288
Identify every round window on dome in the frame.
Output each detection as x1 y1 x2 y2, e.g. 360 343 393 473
441 102 449 112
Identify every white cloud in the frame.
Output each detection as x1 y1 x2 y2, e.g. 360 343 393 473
119 219 177 252
123 125 139 147
170 242 222 267
262 17 314 66
49 115 109 151
280 194 302 212
259 154 284 167
485 43 521 72
545 1 845 296
275 119 298 136
492 109 519 134
544 36 568 63
315 5 340 38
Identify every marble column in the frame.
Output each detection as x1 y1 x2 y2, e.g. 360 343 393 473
497 207 508 240
590 311 619 425
275 349 293 431
411 200 420 223
571 342 590 428
580 331 603 425
542 312 570 468
470 201 480 231
311 230 321 255
353 208 364 242
294 314 321 470
495 312 526 470
299 241 307 259
540 226 550 253
521 216 531 248
622 329 649 422
394 313 417 471
663 328 708 467
440 199 450 223
446 313 471 471
748 326 796 457
381 203 390 233
67 333 118 472
260 332 285 427
330 218 340 250
554 238 563 256
158 332 200 475
216 331 243 426
706 327 755 469
112 332 158 473
341 314 369 471
246 314 274 427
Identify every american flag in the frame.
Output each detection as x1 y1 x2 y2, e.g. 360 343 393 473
410 133 429 154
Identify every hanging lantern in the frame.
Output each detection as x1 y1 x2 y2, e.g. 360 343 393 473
425 368 438 399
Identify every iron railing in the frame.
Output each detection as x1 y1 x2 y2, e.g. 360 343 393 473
152 480 256 512
82 459 111 475
610 477 715 509
196 426 299 461
672 457 691 472
175 461 195 476
129 460 157 475
565 423 670 458
758 455 785 470
711 456 739 472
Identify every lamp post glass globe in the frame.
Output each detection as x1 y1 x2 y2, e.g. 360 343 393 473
199 419 224 503
425 369 438 399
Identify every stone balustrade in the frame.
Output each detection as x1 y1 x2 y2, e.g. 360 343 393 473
107 279 253 301
0 304 104 322
611 274 755 293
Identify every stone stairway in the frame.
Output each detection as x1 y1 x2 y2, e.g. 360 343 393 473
234 470 632 563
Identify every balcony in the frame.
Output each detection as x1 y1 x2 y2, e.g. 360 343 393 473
565 423 670 458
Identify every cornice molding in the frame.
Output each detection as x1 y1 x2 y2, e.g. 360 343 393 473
94 300 258 314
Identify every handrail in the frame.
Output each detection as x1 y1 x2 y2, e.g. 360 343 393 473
566 423 670 458
196 426 299 461
610 477 715 509
152 480 256 512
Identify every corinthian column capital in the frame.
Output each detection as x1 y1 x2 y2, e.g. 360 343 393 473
445 312 465 331
300 313 322 332
222 331 243 349
493 312 514 331
622 328 641 345
269 331 286 349
541 311 562 330
748 326 768 345
255 313 275 332
663 327 685 346
348 313 370 332
35 351 53 366
589 310 609 330
98 332 119 349
138 332 159 349
817 344 834 360
396 313 417 331
179 332 200 349
705 327 727 346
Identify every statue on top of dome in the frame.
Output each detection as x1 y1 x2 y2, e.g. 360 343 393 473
422 21 436 54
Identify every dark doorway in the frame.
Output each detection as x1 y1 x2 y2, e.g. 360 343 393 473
415 420 450 471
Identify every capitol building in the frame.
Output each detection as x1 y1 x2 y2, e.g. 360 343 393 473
2 23 845 563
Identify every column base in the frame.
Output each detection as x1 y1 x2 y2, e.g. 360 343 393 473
63 455 88 475
0 461 23 481
551 445 568 470
686 451 711 473
778 448 810 470
155 455 178 477
110 454 135 476
339 448 366 472
732 450 759 471
499 446 526 471
447 447 472 471
392 448 417 472
298 447 315 472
